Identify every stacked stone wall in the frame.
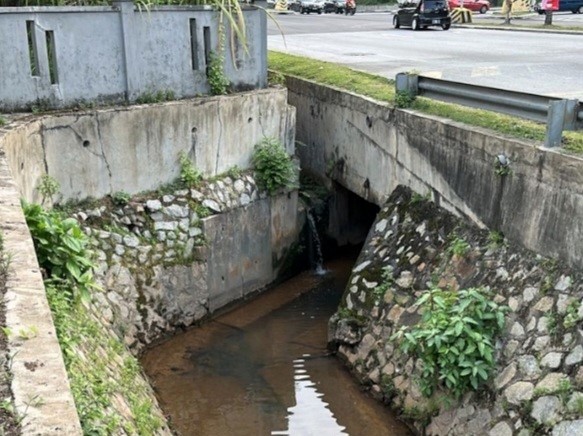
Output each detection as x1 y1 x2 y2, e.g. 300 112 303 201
329 186 583 436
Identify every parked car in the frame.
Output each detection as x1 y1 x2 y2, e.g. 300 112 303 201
534 0 583 13
323 0 346 13
289 0 325 13
448 0 490 13
393 0 451 30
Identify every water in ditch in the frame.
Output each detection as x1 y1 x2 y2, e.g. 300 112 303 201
141 257 411 436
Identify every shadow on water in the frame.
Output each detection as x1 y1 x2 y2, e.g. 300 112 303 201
141 257 411 436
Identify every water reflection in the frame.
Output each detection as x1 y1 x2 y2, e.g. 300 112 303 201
141 259 411 436
272 355 348 436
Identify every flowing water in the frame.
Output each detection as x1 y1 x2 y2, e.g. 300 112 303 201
141 258 411 436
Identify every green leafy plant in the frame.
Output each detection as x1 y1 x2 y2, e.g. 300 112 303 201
226 165 243 179
193 203 211 219
207 50 230 96
38 174 60 205
563 301 580 330
0 116 6 127
268 70 286 86
495 163 512 176
372 265 394 303
179 151 202 188
17 326 39 340
395 90 416 108
392 286 507 398
487 230 507 250
23 202 96 303
252 137 297 195
447 234 471 258
546 310 560 337
410 191 431 205
111 191 131 206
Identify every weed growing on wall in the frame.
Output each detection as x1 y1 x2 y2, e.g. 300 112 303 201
207 50 230 96
38 174 60 205
135 89 175 105
487 230 507 250
179 151 202 188
252 137 297 195
0 116 6 127
447 234 471 258
23 203 95 303
111 191 131 206
392 286 507 398
372 265 394 304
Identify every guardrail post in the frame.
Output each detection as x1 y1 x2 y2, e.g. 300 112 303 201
546 99 578 148
395 73 418 97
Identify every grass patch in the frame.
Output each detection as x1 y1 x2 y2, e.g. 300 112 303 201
268 51 395 103
268 51 583 153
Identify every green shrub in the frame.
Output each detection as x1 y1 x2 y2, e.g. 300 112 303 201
111 191 131 206
252 137 297 195
395 90 416 108
179 151 202 188
447 235 471 258
38 174 60 205
392 286 506 398
23 202 95 303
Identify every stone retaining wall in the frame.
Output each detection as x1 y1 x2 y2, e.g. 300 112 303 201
0 88 299 433
329 186 583 435
75 173 300 353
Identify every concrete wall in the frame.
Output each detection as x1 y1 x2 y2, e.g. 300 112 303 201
0 152 82 435
0 88 298 433
284 75 583 270
0 2 266 111
0 87 295 203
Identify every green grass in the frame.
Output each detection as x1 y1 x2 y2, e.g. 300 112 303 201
268 51 583 153
268 51 395 103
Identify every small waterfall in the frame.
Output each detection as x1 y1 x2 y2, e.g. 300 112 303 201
307 212 326 276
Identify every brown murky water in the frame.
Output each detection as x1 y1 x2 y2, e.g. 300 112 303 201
141 258 411 436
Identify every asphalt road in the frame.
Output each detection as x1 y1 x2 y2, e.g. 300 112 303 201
267 11 583 99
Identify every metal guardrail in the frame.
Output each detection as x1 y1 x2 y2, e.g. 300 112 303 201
395 73 583 147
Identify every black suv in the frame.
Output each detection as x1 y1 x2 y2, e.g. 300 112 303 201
393 0 451 31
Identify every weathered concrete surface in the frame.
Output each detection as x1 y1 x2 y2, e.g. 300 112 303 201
0 88 298 433
284 75 583 270
0 4 266 110
0 152 82 435
0 88 296 204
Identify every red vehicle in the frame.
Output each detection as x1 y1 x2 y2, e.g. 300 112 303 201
448 0 490 13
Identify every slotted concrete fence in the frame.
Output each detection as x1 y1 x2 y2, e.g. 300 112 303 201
0 0 267 111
